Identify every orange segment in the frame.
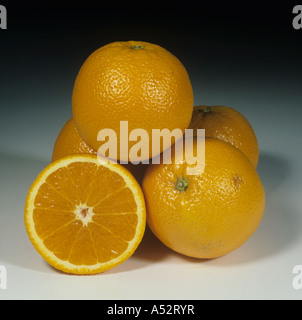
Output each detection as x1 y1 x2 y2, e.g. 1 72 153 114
66 162 98 204
86 165 126 207
33 208 75 240
88 223 129 263
43 220 84 262
92 214 138 242
68 226 98 266
24 155 146 274
34 183 76 211
93 188 138 214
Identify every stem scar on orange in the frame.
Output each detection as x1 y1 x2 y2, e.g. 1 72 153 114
142 137 265 259
72 40 194 162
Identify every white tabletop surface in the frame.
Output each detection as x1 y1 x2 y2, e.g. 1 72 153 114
1 71 302 300
1 4 302 301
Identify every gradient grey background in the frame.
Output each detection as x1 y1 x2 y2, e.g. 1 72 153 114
0 1 302 299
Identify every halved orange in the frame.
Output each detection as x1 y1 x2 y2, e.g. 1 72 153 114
24 155 146 275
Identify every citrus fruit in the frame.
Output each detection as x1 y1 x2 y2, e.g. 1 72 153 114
142 137 265 259
188 105 259 167
51 118 148 185
72 40 194 162
24 154 146 274
51 118 96 162
122 162 149 186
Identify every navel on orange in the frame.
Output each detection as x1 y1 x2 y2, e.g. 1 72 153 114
72 40 194 162
143 137 265 259
189 106 259 167
24 155 146 274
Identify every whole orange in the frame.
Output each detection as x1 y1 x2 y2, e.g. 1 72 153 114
72 41 194 162
142 137 265 259
51 117 148 185
189 106 259 167
51 118 96 162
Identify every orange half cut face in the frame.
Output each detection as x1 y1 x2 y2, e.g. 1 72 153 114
24 155 146 275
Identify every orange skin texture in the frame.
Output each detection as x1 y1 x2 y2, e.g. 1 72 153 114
72 41 194 162
51 118 148 185
189 106 259 167
142 138 265 259
51 118 96 162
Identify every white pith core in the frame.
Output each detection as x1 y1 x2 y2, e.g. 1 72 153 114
74 204 94 226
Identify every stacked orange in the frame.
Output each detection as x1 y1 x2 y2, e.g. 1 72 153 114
24 41 265 274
